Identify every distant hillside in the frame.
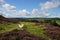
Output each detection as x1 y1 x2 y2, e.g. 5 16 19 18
0 15 20 23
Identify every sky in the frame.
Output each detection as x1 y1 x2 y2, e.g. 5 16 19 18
0 0 60 18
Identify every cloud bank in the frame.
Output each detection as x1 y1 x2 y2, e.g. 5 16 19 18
40 0 60 11
0 0 3 2
0 0 60 18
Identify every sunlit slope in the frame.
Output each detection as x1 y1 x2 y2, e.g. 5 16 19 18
56 20 60 25
0 23 20 33
21 22 49 39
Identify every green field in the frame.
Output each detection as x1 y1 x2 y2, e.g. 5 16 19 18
0 23 20 33
0 22 50 39
21 22 49 38
0 18 60 40
56 20 60 25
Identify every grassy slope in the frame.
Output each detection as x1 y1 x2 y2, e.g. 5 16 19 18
0 21 52 39
56 20 60 25
0 23 20 33
21 22 50 39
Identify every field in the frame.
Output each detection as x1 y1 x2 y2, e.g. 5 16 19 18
21 22 48 38
0 18 60 40
0 23 20 33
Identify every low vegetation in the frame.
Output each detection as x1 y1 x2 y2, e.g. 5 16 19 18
21 22 48 38
0 18 60 40
0 23 20 33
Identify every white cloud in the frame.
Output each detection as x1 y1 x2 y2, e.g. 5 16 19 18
15 9 29 16
2 3 16 11
1 0 51 18
31 9 45 17
32 9 40 16
40 0 60 11
0 0 3 2
2 12 9 17
13 9 50 18
0 0 4 5
0 0 60 18
8 9 30 18
0 11 9 18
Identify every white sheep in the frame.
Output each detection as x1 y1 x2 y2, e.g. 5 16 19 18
18 24 24 28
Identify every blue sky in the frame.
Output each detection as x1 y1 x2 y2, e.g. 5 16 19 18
5 0 41 11
5 0 51 11
0 0 60 18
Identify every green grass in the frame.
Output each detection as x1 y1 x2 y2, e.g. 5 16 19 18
56 20 60 25
0 23 20 33
21 22 49 39
0 21 50 39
